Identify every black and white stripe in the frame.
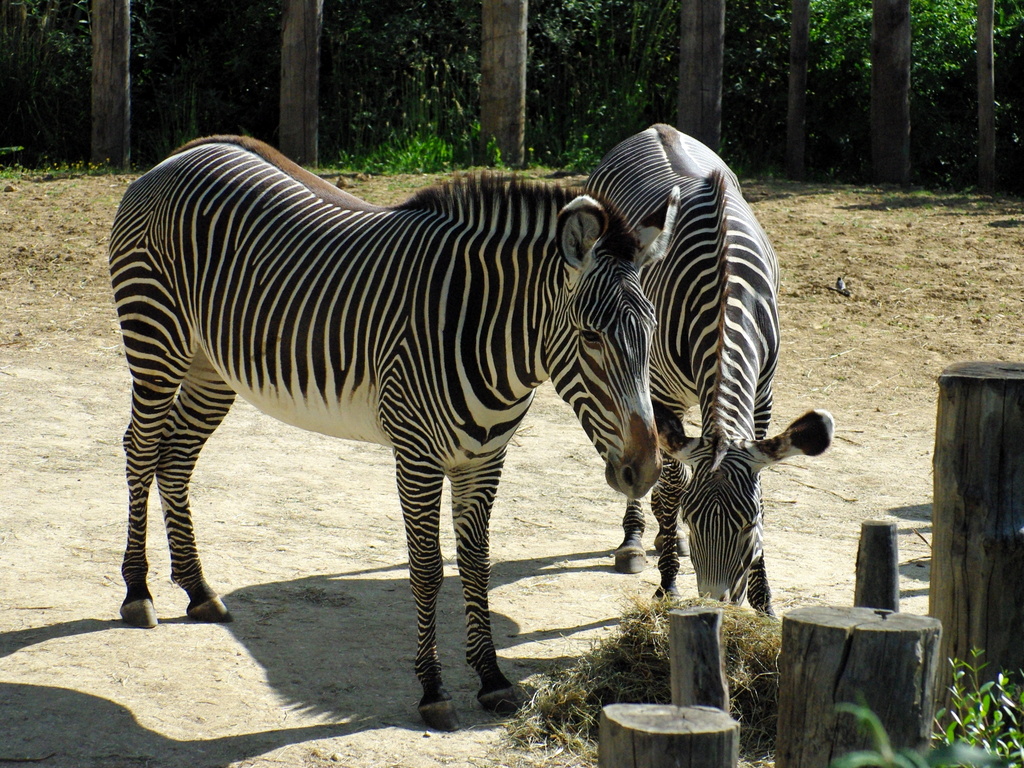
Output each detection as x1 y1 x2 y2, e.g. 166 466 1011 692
587 124 833 615
109 136 678 730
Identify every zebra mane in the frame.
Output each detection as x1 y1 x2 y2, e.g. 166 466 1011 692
703 168 736 440
398 173 639 261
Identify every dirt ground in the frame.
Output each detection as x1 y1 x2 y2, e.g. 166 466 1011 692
1 164 1022 768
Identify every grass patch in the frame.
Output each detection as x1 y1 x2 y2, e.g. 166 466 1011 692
505 596 782 764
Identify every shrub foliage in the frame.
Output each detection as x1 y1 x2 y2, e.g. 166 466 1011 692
2 0 1023 189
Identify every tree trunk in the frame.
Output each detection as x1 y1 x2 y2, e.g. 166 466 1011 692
931 362 1024 692
786 0 810 180
90 0 131 168
977 0 995 192
480 0 527 167
870 0 911 184
775 606 942 768
670 608 729 711
599 704 739 768
279 0 322 166
854 520 900 611
678 0 725 151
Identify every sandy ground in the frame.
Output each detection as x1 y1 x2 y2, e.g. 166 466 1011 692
1 166 1022 767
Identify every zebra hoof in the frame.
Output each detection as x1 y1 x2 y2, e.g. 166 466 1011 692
418 699 460 732
614 546 646 574
121 598 158 628
187 596 233 623
478 686 521 715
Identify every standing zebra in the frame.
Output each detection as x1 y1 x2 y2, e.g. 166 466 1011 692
109 136 680 731
586 124 834 615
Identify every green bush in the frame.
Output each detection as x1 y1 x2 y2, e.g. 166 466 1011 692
935 652 1024 767
2 0 1024 191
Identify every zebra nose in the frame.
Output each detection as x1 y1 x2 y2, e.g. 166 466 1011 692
606 450 661 499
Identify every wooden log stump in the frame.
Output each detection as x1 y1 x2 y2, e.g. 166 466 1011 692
599 704 739 768
775 606 942 768
931 362 1024 687
854 520 900 611
670 608 729 710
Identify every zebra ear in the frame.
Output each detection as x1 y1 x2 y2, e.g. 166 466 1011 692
636 185 681 268
654 401 701 463
747 410 835 469
558 195 607 271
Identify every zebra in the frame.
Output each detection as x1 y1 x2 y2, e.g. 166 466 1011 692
586 124 834 615
108 135 680 731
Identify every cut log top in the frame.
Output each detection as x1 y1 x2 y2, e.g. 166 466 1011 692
939 361 1024 380
785 606 940 633
602 704 738 735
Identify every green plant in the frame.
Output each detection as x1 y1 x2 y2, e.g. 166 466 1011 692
832 703 1003 768
935 652 1024 767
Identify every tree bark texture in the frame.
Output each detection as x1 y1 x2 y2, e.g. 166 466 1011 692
870 0 911 184
931 362 1024 691
599 704 739 768
854 520 900 612
280 0 322 167
786 0 810 180
775 606 942 768
670 608 730 711
678 0 725 151
977 0 996 191
480 0 527 167
90 0 131 168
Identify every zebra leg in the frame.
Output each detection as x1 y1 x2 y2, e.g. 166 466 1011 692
121 378 182 628
394 453 455 730
650 458 688 599
747 553 775 617
613 498 647 574
652 458 689 558
449 453 518 717
155 350 237 623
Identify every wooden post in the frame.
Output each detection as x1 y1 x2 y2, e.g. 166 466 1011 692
279 0 322 166
870 0 911 184
480 0 527 167
854 520 900 611
670 608 729 711
786 0 810 180
775 607 942 768
977 0 995 192
931 362 1024 688
599 704 739 768
678 0 725 151
90 0 131 168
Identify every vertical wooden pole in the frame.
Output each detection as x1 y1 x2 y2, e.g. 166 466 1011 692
480 0 527 168
678 0 725 151
90 0 131 168
931 362 1024 691
854 520 900 612
977 0 995 192
870 0 911 184
670 608 730 711
786 0 810 180
280 0 323 166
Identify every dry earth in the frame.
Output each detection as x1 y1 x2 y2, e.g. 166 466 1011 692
1 165 1023 768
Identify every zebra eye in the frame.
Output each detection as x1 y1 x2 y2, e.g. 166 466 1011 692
580 329 603 346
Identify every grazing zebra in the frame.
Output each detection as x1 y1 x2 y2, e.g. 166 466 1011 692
108 136 679 731
586 124 834 615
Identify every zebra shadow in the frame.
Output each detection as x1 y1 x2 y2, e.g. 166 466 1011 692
0 681 347 768
219 548 618 721
0 549 617 762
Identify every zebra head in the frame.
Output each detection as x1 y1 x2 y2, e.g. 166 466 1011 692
545 190 680 500
656 406 835 604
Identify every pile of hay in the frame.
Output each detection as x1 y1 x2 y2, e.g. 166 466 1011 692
505 596 782 762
